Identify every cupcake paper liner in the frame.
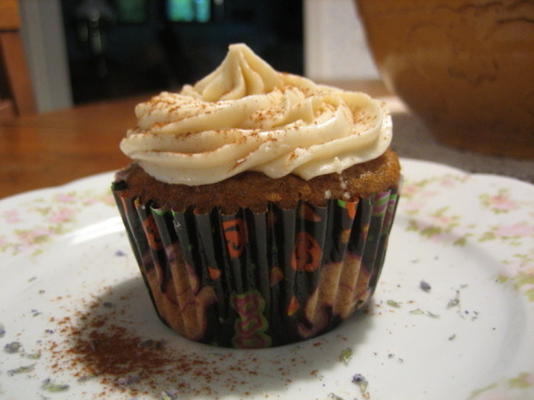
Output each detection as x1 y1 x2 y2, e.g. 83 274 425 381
112 182 399 348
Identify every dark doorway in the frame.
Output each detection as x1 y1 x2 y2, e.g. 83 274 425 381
61 0 303 104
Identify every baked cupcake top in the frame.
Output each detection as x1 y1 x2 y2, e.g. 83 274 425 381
120 43 392 186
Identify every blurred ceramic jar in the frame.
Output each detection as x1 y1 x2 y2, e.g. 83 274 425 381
356 0 534 158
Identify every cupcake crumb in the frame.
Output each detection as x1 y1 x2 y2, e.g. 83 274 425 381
419 280 431 292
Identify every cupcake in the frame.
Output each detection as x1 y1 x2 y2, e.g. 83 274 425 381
113 43 400 348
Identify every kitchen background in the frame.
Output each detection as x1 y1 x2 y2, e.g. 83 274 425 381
18 0 379 113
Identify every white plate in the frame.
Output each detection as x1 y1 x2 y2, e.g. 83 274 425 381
1 159 533 400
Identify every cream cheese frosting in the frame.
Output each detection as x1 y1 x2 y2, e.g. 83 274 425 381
120 43 392 185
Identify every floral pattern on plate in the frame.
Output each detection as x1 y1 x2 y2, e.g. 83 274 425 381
401 162 534 303
0 183 114 256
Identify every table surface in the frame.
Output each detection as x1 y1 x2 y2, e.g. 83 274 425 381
1 80 533 199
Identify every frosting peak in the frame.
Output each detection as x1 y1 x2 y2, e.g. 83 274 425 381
121 44 392 185
182 43 282 101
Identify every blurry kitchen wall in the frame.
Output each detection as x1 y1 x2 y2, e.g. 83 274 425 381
17 0 375 112
304 0 379 81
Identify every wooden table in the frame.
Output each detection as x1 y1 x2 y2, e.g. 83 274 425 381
0 96 144 198
1 81 533 200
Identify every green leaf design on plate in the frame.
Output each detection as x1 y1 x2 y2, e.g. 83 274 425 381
409 308 440 318
338 347 353 365
516 274 534 288
41 379 69 392
500 272 534 302
508 372 532 389
453 237 467 246
468 383 498 399
386 300 401 308
7 364 35 376
24 351 41 360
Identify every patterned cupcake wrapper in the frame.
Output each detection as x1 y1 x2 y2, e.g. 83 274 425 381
112 182 399 348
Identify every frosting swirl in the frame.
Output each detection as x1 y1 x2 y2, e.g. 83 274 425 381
120 43 392 185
